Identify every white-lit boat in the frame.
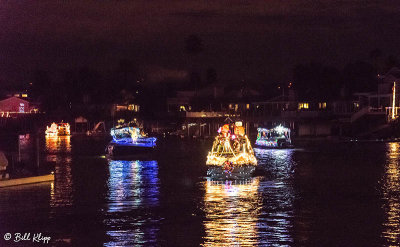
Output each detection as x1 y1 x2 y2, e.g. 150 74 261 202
255 125 292 148
206 123 257 179
45 122 71 137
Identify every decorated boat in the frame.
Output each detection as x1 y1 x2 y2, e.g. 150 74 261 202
45 122 71 137
206 122 257 179
255 125 292 148
106 124 157 157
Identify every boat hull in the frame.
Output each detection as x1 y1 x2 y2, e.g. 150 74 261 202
106 143 156 158
254 143 293 149
207 165 256 179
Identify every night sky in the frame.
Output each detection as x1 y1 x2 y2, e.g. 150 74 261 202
1 0 400 86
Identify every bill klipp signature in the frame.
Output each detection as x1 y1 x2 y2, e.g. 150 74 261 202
3 232 51 244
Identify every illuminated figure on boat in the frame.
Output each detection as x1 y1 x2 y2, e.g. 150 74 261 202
206 122 257 179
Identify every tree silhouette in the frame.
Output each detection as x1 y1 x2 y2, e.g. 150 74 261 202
206 67 217 85
386 55 398 70
343 61 376 94
293 63 342 100
185 35 203 55
184 34 204 92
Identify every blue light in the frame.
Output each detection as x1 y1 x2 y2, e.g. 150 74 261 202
110 127 157 147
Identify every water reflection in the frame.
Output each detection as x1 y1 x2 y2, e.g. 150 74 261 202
202 178 260 246
255 149 295 246
254 148 296 179
104 160 160 246
48 135 73 209
49 156 73 209
45 135 71 154
382 142 400 245
18 134 32 162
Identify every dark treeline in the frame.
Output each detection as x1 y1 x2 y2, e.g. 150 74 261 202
290 49 398 101
1 33 399 122
26 59 144 121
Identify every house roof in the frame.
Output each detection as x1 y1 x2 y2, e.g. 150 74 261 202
382 67 400 83
0 96 30 104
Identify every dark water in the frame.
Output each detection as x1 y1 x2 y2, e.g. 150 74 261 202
0 136 400 246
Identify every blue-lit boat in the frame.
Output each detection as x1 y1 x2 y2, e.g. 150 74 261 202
255 125 292 148
106 126 157 157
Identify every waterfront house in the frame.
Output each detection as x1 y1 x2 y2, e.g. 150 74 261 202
0 96 39 117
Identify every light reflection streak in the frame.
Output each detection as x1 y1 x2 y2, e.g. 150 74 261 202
45 135 71 154
202 178 260 246
105 160 159 247
254 148 295 179
251 148 295 245
381 142 400 245
48 135 73 209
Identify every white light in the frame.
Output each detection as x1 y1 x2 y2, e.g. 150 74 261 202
274 125 285 134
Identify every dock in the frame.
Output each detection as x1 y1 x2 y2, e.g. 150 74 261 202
0 174 54 188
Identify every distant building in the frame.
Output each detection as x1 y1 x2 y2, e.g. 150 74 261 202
378 67 400 94
0 96 38 117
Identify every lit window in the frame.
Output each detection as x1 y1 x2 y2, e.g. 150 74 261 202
298 103 309 110
116 105 128 111
22 94 28 98
246 104 250 109
14 94 20 97
180 105 186 111
235 104 238 111
128 104 135 111
229 104 233 109
318 102 327 109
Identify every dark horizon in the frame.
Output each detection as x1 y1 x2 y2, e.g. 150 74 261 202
1 0 400 87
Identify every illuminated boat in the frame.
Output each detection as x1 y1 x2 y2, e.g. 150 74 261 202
206 123 257 179
106 125 157 157
45 122 71 137
255 125 292 148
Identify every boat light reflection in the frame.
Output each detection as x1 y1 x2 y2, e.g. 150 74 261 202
105 160 159 247
202 178 260 246
45 135 71 154
381 142 400 244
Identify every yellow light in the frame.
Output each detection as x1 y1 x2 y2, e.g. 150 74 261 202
298 103 309 110
45 122 71 136
392 82 396 120
203 178 260 246
382 142 400 243
206 134 257 167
